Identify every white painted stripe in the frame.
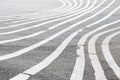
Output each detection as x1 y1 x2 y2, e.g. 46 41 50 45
87 28 120 80
77 19 120 80
76 20 120 80
9 73 30 80
89 54 107 80
78 20 120 46
75 7 120 80
0 31 46 44
70 46 85 80
102 31 120 79
10 28 83 80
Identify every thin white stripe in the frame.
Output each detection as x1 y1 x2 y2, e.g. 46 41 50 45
0 0 87 30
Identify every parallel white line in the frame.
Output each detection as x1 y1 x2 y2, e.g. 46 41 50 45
0 0 82 30
10 28 83 80
0 0 105 61
72 4 120 80
88 25 120 53
0 0 89 36
0 17 86 61
70 11 120 78
86 7 120 28
0 1 91 44
88 28 120 80
85 6 120 79
0 0 88 30
49 0 114 29
102 31 120 79
9 0 82 25
1 0 70 23
0 0 80 26
0 0 69 22
77 19 120 80
50 0 91 30
78 16 120 46
19 0 82 20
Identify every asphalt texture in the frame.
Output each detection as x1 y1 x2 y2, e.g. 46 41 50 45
0 0 120 80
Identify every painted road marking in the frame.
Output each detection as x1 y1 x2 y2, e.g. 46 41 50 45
10 28 83 80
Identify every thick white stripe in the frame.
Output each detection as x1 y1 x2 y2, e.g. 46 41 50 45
9 73 30 80
70 5 120 78
77 19 120 80
88 28 120 80
10 28 82 80
70 46 85 80
102 31 120 79
75 6 120 80
89 54 107 80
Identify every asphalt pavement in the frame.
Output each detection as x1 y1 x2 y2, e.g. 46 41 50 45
0 0 120 80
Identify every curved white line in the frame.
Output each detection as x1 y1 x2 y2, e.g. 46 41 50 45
10 28 83 80
88 28 120 80
0 0 89 36
73 2 120 80
102 31 120 79
4 0 79 24
48 0 116 30
0 0 69 22
0 0 106 61
78 19 120 80
0 0 94 43
0 0 98 37
0 0 75 23
70 45 85 80
0 0 87 30
12 0 81 23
